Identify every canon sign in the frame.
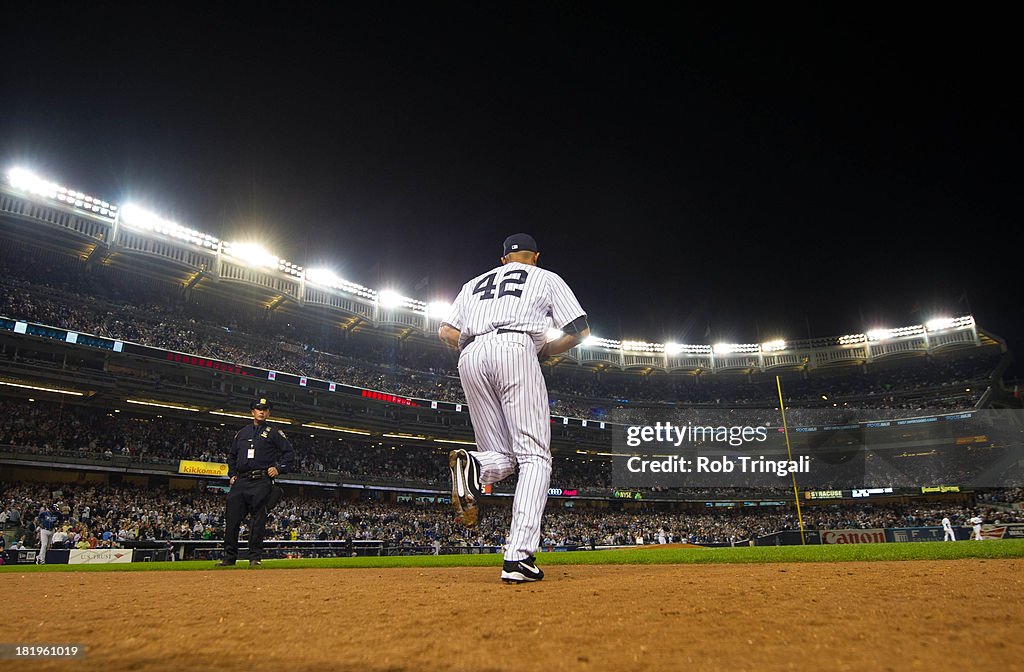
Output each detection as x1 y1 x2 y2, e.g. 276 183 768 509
821 529 887 544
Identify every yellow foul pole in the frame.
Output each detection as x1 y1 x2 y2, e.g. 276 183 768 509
776 375 806 545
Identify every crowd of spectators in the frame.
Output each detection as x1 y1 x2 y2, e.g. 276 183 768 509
0 247 1002 421
547 356 993 414
8 397 1021 492
0 398 454 482
977 487 1024 505
5 396 1023 492
0 272 467 403
3 480 1022 554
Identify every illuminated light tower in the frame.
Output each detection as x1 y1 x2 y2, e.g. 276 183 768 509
223 241 279 269
427 301 451 319
378 290 404 309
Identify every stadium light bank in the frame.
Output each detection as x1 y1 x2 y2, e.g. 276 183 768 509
4 166 978 357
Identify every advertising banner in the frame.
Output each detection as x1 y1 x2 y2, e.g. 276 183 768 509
1003 524 1024 539
68 549 134 564
753 530 822 546
3 549 40 565
754 524 1024 546
805 490 844 500
887 527 948 543
820 529 886 544
178 460 229 477
979 525 1008 540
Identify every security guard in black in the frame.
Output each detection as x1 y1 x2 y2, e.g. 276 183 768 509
218 398 294 566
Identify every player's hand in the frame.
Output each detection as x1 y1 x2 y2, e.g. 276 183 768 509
230 476 237 486
267 466 279 478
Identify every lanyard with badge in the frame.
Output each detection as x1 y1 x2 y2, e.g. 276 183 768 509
247 433 256 460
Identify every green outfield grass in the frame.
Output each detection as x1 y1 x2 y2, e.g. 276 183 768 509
4 539 1023 572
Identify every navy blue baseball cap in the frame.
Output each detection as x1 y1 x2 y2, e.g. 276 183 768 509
503 233 538 256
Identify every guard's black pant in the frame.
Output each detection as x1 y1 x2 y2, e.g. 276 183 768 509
223 477 272 561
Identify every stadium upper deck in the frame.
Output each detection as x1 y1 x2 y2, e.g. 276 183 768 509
0 168 1005 377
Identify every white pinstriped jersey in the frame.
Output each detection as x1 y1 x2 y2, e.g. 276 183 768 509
445 259 585 563
443 262 586 351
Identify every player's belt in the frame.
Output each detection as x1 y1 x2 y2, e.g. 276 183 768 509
241 470 268 479
462 329 529 349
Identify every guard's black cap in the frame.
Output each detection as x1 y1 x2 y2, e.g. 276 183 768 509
503 233 538 256
250 397 273 410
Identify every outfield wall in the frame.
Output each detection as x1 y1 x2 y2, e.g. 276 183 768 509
753 523 1024 546
6 526 1023 565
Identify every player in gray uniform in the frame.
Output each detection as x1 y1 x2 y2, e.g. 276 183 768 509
439 233 590 583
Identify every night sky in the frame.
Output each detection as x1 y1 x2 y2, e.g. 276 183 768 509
1 5 1020 372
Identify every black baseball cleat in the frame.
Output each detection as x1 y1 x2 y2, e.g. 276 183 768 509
214 559 236 567
449 449 483 528
501 556 544 584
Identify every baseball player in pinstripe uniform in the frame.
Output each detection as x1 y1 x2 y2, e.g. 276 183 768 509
942 515 956 541
970 514 984 540
439 233 590 583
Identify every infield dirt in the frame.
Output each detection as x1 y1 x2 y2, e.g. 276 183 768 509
4 559 1021 672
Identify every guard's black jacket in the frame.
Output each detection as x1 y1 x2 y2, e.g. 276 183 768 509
228 421 295 478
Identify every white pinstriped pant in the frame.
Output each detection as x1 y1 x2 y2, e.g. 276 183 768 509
458 331 551 562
